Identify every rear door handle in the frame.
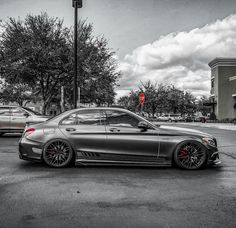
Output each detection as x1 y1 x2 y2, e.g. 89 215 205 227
66 128 76 132
109 128 120 132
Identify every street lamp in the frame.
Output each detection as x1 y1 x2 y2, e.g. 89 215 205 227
72 0 83 109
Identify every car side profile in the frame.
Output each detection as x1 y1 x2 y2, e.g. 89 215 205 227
0 106 49 135
19 107 220 169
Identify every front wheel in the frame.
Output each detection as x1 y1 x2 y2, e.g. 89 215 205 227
174 141 207 170
43 140 74 168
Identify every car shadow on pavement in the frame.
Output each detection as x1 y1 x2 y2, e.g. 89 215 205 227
17 160 223 177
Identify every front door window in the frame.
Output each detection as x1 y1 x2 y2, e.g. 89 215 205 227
105 110 139 128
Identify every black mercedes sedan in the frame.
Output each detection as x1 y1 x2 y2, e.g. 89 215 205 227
19 107 220 169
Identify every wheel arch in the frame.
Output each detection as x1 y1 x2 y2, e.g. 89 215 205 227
42 138 77 165
171 138 209 166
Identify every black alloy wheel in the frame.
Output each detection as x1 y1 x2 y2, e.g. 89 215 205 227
174 141 207 170
43 140 74 168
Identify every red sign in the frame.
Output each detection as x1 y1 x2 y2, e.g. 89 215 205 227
139 92 145 104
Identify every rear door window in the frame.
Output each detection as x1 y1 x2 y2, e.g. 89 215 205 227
61 110 105 126
77 110 104 125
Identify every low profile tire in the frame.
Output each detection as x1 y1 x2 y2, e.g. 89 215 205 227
174 141 207 170
43 140 74 168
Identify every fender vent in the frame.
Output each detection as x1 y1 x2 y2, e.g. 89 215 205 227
82 152 100 157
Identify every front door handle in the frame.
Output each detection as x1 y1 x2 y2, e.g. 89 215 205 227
109 128 120 132
66 128 76 132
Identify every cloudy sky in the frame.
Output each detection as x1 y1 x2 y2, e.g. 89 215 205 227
1 0 236 98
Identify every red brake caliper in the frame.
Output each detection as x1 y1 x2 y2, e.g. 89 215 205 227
47 149 56 154
179 148 188 158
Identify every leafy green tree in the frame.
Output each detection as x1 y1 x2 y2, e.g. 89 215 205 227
0 81 33 106
0 13 120 113
0 13 71 114
117 81 198 116
196 96 211 115
64 21 120 107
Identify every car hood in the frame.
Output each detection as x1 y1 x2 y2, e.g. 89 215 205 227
159 125 212 138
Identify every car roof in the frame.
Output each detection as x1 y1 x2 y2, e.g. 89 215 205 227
67 107 132 112
47 107 157 127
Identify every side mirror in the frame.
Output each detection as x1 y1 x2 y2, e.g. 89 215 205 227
138 121 149 131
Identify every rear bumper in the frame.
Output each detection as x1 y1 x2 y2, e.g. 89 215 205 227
19 137 43 162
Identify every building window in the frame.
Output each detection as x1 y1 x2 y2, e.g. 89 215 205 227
211 78 214 89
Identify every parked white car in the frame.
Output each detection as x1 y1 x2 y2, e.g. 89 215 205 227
158 114 182 122
0 105 49 136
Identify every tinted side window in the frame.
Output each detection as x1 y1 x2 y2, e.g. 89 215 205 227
106 110 139 128
77 110 104 125
61 110 105 126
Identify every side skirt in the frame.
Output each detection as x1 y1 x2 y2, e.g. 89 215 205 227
75 159 172 167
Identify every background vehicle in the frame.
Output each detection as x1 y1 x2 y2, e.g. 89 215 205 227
19 108 220 170
158 114 182 122
184 115 195 122
0 106 49 135
194 115 207 122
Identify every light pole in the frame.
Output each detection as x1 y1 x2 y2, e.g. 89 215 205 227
72 0 83 109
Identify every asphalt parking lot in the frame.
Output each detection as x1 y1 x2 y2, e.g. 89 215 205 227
0 124 236 228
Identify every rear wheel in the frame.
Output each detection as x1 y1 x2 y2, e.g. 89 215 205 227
43 140 74 168
174 141 207 170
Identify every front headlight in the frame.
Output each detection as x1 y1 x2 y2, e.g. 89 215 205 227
202 137 216 147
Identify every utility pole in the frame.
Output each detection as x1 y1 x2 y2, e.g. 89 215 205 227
60 86 65 112
78 87 81 108
72 0 83 109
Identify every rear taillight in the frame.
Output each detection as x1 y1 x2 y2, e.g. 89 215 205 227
24 128 35 137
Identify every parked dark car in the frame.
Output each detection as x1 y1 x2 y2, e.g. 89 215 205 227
19 107 220 169
0 106 49 135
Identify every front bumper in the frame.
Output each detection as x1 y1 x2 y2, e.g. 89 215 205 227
19 137 43 162
207 149 221 166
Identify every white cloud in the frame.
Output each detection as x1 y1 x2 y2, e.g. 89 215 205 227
116 14 236 98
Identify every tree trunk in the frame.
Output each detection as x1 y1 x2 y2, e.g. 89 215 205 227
18 100 23 107
42 102 48 115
